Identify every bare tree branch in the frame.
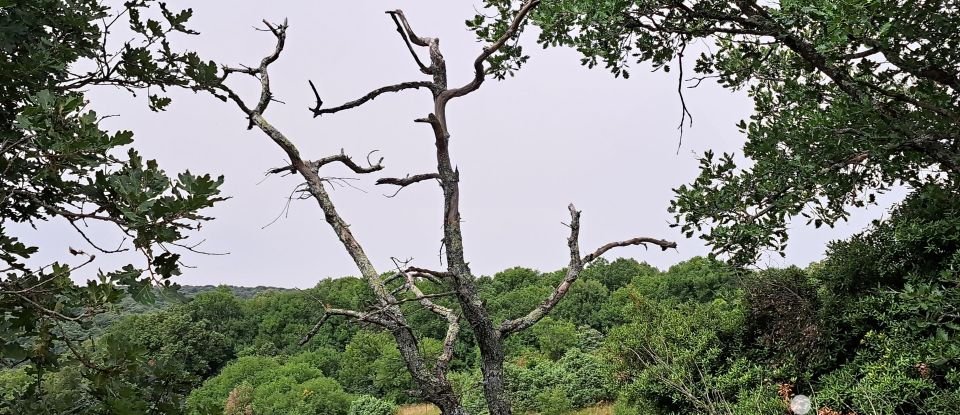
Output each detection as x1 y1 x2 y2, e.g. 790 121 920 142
299 307 396 346
387 11 432 74
391 258 459 374
583 237 677 263
376 173 440 196
213 19 453 411
500 204 676 335
310 81 435 117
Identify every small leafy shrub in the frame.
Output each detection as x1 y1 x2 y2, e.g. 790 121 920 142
535 387 572 415
556 348 617 407
186 355 352 415
448 370 488 415
605 296 751 413
348 395 397 415
728 384 784 415
533 317 579 360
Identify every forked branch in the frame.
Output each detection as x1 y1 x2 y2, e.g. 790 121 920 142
391 258 460 373
387 11 432 74
310 81 435 117
299 307 396 346
268 150 385 176
499 204 676 335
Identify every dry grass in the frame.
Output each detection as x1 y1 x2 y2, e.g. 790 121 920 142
397 403 441 415
568 403 615 415
396 403 614 415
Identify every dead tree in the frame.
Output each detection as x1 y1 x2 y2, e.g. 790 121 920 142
208 1 675 414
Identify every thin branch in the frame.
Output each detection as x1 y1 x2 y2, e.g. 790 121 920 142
68 219 128 254
387 11 432 74
315 149 385 174
583 237 677 263
500 204 675 335
376 173 440 197
298 306 395 346
269 149 385 175
840 47 880 60
675 40 693 154
310 81 435 117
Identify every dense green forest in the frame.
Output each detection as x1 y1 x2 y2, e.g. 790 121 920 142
3 185 959 414
3 0 960 414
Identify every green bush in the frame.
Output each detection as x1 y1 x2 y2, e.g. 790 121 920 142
632 257 737 304
186 354 352 415
336 330 414 403
348 395 397 415
448 370 488 415
556 348 617 407
533 318 579 360
605 296 754 413
728 384 784 415
535 387 572 415
252 375 352 415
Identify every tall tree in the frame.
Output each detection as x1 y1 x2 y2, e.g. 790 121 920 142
192 1 674 413
0 0 223 399
471 0 960 264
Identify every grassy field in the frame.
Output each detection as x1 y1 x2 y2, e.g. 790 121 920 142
396 403 613 415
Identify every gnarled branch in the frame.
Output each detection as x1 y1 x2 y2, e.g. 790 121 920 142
387 11 432 74
583 237 677 263
391 258 459 373
500 204 675 336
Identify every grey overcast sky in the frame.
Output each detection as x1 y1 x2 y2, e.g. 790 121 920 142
21 1 903 288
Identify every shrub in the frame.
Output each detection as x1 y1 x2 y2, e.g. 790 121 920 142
556 348 617 407
223 383 254 415
728 384 784 415
250 375 351 415
605 297 750 413
448 370 488 415
186 355 352 415
336 330 414 403
505 358 555 413
533 317 579 360
348 395 397 415
535 387 572 415
742 267 826 375
632 256 737 304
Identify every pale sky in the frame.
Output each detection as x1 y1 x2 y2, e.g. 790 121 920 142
19 1 903 288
